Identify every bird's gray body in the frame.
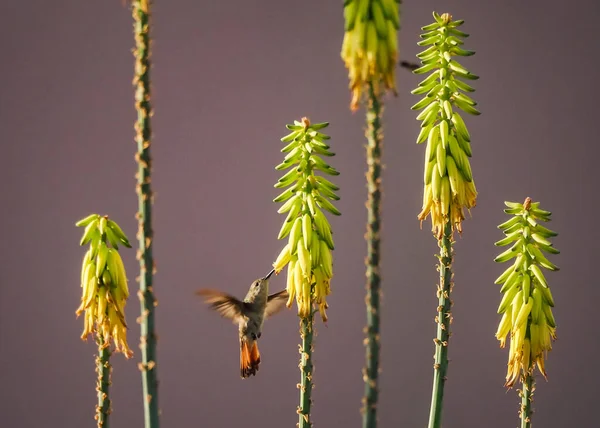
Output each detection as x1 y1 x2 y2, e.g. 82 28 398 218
241 281 269 340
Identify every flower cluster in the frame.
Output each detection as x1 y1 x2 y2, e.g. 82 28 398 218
494 198 559 387
76 214 133 358
272 118 340 322
341 0 400 111
411 12 479 239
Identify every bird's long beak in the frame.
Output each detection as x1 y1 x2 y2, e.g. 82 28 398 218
265 268 275 280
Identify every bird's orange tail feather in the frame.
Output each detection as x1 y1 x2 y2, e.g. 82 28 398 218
240 340 261 378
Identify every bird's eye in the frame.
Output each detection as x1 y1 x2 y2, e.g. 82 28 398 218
251 333 257 340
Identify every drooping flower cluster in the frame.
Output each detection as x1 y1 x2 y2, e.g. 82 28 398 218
341 0 400 111
494 198 559 387
411 12 479 239
272 118 340 322
76 214 133 358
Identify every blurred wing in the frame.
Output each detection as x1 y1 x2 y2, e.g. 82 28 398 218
196 289 247 322
264 289 289 318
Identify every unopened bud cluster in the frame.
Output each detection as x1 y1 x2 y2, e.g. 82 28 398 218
494 199 559 387
76 214 133 358
272 118 340 322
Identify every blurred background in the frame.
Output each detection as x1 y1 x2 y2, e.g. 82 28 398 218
1 0 599 427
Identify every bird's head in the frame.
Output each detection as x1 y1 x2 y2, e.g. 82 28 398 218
248 269 275 296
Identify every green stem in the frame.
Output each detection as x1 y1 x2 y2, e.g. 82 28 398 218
362 81 383 428
132 2 159 427
520 249 534 428
95 335 112 428
520 372 534 428
298 313 314 428
427 220 453 428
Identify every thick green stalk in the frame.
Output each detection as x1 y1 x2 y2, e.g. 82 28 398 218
132 1 159 427
427 220 453 428
520 373 534 428
362 81 383 428
298 313 314 428
95 335 112 428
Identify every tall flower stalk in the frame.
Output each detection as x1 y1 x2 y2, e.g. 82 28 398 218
75 214 133 427
341 2 400 426
96 337 112 428
362 80 382 428
494 198 559 428
131 1 159 427
272 118 340 428
410 12 480 428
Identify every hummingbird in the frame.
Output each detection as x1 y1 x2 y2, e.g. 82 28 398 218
196 269 289 378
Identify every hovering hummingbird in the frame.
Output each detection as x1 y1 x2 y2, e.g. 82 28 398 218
196 269 289 378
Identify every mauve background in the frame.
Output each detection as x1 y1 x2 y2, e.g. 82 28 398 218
1 0 599 427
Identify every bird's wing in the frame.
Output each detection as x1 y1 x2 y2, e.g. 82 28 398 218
196 289 248 322
264 289 289 318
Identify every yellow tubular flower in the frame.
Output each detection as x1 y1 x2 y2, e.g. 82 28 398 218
75 214 133 358
493 198 560 387
412 13 480 239
341 0 400 111
272 118 340 321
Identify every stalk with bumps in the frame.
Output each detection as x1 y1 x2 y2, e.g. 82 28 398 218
131 1 160 427
494 198 559 428
410 12 479 428
341 0 400 111
341 3 400 427
272 117 340 428
76 213 133 427
360 83 384 428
